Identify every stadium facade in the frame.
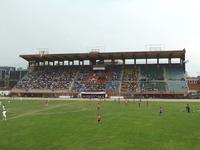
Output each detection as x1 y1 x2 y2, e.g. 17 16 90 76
11 49 188 98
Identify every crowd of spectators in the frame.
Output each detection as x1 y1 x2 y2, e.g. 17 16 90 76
14 64 187 93
15 66 77 90
121 67 139 92
72 66 122 93
72 68 108 92
16 65 124 93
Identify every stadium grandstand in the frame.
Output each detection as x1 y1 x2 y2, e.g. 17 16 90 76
11 49 188 98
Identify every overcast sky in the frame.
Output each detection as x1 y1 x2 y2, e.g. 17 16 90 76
0 0 199 76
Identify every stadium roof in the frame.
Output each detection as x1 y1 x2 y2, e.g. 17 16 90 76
20 49 186 62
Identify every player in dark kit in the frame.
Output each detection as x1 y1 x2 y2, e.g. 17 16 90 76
186 104 190 113
138 100 141 108
146 100 149 107
138 97 142 108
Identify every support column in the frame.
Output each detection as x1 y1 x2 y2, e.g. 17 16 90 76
90 60 96 65
157 58 159 64
169 58 171 64
122 59 125 65
111 59 115 65
180 59 183 64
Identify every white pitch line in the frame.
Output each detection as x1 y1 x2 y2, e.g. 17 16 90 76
34 107 88 116
8 103 76 120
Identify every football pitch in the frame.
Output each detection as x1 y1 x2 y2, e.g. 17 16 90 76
0 99 200 150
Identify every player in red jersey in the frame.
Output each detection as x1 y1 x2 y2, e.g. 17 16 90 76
96 114 102 123
159 107 164 116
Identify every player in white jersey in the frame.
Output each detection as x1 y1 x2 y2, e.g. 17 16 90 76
2 110 7 121
2 104 6 111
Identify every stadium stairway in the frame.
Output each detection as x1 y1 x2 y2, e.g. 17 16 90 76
118 65 124 94
69 70 80 92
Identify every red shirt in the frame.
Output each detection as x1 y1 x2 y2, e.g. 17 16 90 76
96 115 101 120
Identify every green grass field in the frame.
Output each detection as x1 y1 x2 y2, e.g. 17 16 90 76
0 99 200 150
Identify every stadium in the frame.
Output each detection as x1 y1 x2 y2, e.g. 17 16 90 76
9 49 188 98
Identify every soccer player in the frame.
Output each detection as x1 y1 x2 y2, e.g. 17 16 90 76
96 114 102 124
2 104 6 111
146 100 149 107
138 97 142 108
138 100 141 108
2 110 7 121
186 104 190 113
125 99 128 105
96 102 100 111
45 100 49 106
159 107 164 116
139 97 142 103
